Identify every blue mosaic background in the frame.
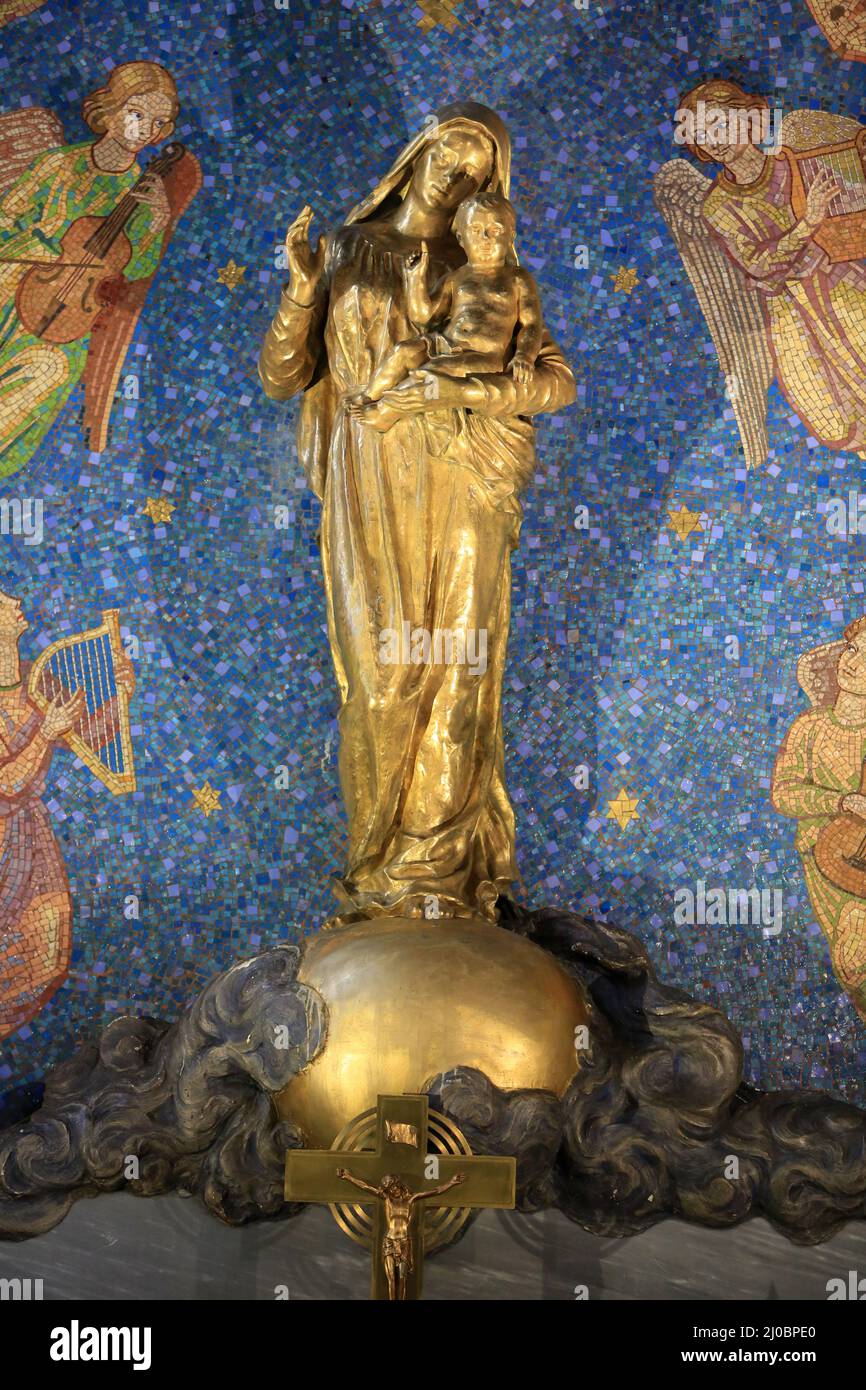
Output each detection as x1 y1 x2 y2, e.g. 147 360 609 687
2 0 866 1119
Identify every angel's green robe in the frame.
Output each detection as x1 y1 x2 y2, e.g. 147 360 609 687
0 141 164 478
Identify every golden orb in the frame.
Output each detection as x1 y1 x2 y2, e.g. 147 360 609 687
275 916 589 1148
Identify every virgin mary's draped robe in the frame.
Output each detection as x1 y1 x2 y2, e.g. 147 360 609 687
260 107 576 921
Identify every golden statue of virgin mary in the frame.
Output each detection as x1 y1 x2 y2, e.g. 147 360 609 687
259 102 575 925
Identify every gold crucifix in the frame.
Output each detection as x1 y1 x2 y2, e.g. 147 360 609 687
284 1093 516 1300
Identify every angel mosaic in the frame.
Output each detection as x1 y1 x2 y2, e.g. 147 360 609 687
0 591 136 1040
772 619 866 1021
0 1 49 27
655 79 866 467
806 0 866 62
0 60 200 479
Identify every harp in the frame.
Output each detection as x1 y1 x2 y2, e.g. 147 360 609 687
27 608 136 795
783 132 866 263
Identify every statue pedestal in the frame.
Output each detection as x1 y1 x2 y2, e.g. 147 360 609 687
4 903 866 1252
274 916 588 1148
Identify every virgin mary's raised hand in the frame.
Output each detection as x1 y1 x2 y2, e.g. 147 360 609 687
283 204 326 306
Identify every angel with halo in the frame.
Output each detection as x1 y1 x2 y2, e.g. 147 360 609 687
654 79 866 467
0 61 200 479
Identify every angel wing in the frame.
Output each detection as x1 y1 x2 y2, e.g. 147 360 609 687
653 159 773 469
82 149 202 452
805 0 866 63
779 108 864 150
797 640 844 709
0 2 49 30
0 106 64 199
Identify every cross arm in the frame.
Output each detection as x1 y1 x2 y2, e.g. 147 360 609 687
284 1150 388 1203
414 1156 515 1210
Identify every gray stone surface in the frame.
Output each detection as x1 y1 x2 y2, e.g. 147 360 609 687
0 1192 864 1300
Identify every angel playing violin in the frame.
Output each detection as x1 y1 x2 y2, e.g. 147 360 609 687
655 79 866 467
0 61 200 479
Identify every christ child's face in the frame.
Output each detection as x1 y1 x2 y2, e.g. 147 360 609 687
837 629 866 695
0 590 28 642
106 91 174 153
459 204 512 269
412 131 493 214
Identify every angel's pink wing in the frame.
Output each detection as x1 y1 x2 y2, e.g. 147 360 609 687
0 106 64 198
82 149 203 453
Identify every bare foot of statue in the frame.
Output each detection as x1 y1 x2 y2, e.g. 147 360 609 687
345 392 373 417
354 398 402 431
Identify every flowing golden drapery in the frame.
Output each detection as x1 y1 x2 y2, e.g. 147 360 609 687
259 115 575 920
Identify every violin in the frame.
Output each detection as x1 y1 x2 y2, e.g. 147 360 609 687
8 142 185 345
814 761 866 899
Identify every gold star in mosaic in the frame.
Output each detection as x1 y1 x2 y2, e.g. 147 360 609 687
417 0 462 32
667 505 704 541
611 266 639 295
217 258 246 290
191 781 221 817
607 786 639 831
142 497 175 526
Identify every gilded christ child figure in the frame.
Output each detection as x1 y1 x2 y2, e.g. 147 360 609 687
348 191 543 430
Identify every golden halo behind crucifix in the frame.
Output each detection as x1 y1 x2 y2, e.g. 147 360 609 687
328 1104 475 1254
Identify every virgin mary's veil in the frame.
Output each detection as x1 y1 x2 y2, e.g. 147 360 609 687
297 104 512 498
345 101 511 225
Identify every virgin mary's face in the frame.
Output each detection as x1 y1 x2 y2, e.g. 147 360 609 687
410 130 494 214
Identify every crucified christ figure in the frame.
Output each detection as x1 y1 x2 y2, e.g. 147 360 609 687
336 1167 466 1300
